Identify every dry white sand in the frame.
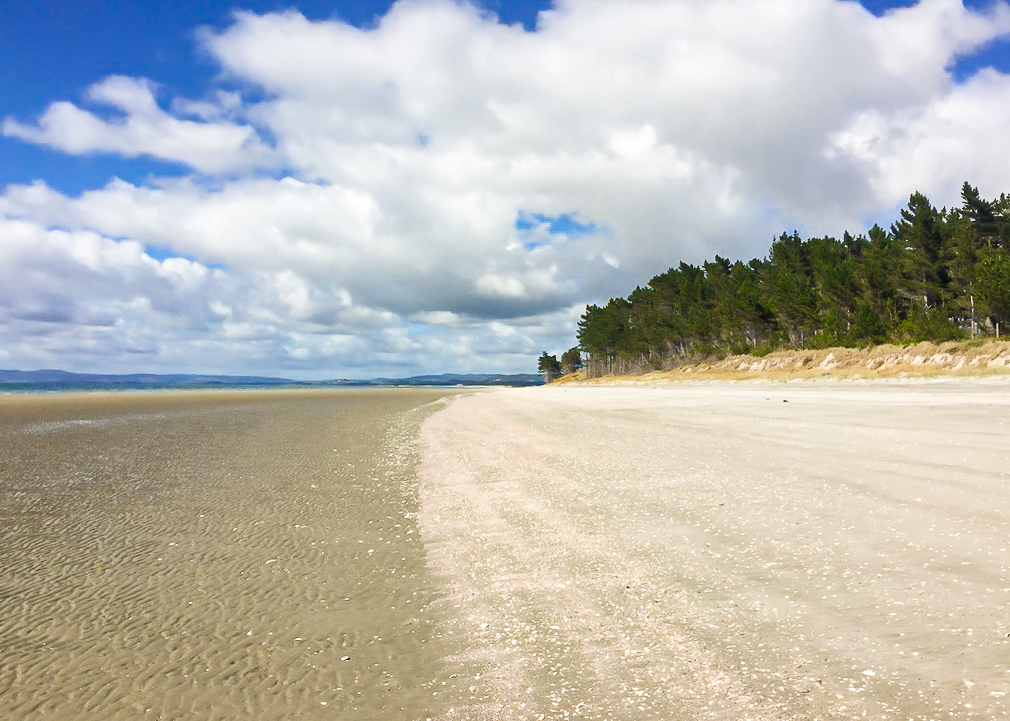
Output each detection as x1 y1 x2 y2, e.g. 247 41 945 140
417 380 1010 720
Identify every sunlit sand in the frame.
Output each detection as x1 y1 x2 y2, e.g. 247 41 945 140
418 380 1010 719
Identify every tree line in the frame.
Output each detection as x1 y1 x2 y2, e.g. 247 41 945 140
538 182 1010 379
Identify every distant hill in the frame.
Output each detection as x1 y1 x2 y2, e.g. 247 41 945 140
0 369 293 386
334 373 543 387
0 369 543 388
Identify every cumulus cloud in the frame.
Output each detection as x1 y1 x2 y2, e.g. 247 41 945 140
2 0 1010 376
3 76 274 173
830 67 1010 203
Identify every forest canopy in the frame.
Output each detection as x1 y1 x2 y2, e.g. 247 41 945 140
548 183 1010 379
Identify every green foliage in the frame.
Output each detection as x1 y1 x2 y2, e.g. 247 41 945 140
537 351 562 382
850 300 889 346
567 181 1010 376
891 191 949 310
894 306 965 344
976 248 1010 334
560 347 583 374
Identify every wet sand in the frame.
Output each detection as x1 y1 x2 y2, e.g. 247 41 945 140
417 380 1010 720
0 388 464 720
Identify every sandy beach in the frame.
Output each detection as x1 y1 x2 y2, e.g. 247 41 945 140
417 380 1010 720
5 382 1009 720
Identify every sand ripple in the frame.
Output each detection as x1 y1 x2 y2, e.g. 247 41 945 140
0 389 460 720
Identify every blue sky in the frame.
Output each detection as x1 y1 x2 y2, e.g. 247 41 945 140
2 0 1010 377
0 0 547 193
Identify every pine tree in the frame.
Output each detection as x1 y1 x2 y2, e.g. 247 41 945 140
537 352 562 382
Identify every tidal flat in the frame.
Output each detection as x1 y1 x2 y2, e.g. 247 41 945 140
0 388 465 720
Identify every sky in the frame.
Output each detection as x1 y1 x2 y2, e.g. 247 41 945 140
2 0 1010 379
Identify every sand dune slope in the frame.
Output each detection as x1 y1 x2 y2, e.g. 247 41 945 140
418 381 1010 720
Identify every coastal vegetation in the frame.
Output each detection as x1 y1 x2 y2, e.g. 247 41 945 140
539 182 1010 380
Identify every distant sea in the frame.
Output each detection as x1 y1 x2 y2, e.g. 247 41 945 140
0 369 543 393
0 381 325 394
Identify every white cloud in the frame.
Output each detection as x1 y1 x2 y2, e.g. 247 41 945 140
2 76 274 173
410 310 463 325
830 67 1010 203
3 0 1010 376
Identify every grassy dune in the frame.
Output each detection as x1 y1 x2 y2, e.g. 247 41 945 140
560 339 1010 383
